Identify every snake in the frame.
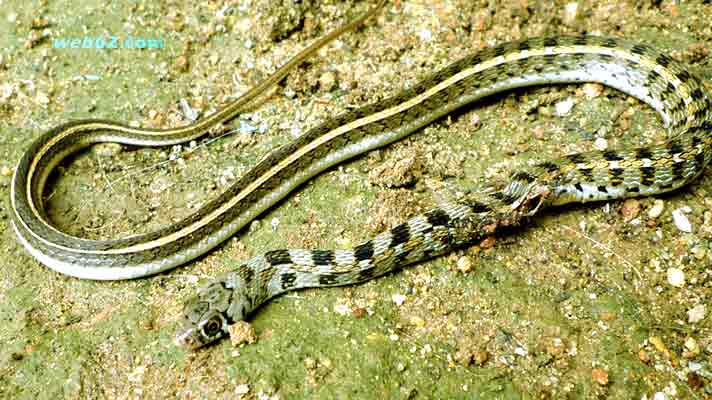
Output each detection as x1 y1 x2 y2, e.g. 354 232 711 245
8 0 712 350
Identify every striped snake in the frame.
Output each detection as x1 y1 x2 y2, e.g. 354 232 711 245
9 1 712 349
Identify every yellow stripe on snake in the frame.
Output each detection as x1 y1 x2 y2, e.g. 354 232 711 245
9 1 712 349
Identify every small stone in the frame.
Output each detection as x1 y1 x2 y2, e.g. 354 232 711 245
582 83 604 98
649 336 672 359
593 137 608 151
35 92 49 105
687 372 703 390
684 337 700 357
591 368 609 385
0 165 12 177
687 304 706 323
235 384 249 395
392 293 406 306
563 2 579 25
228 321 257 347
454 349 473 366
647 199 665 219
416 28 432 42
621 198 640 221
667 268 685 288
546 337 565 356
270 217 280 230
149 176 171 194
179 98 198 121
473 350 489 366
672 207 692 233
318 71 337 92
304 357 316 369
333 303 350 316
691 246 706 260
554 98 575 116
638 349 650 363
456 256 472 273
91 142 123 157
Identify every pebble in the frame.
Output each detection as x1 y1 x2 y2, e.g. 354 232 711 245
454 349 473 366
228 321 257 346
238 119 258 134
35 92 49 105
563 2 579 25
318 71 337 92
649 336 672 359
593 137 608 151
582 83 604 98
473 350 489 366
333 303 350 316
179 98 199 121
456 256 472 273
647 199 665 219
684 337 700 356
691 246 706 260
0 83 13 101
91 142 123 157
653 392 668 400
687 304 706 323
392 293 406 306
416 28 432 42
667 268 685 288
235 384 249 395
672 207 692 233
638 348 650 363
621 198 640 220
591 368 609 386
270 217 280 230
149 176 171 194
554 98 575 116
0 165 12 177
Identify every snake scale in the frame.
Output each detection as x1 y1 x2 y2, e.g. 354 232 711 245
8 1 712 349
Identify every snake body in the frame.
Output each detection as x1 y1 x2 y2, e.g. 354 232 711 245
8 2 712 349
174 36 712 349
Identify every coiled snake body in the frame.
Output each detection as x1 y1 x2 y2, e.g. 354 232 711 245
8 2 711 349
174 35 712 349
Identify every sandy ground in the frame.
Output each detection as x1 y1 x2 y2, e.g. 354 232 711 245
1 0 711 398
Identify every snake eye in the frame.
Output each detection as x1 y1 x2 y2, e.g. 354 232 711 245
201 315 224 338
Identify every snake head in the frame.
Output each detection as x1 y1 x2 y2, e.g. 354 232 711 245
175 273 251 350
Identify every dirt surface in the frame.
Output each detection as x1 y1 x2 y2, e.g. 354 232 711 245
1 0 711 399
